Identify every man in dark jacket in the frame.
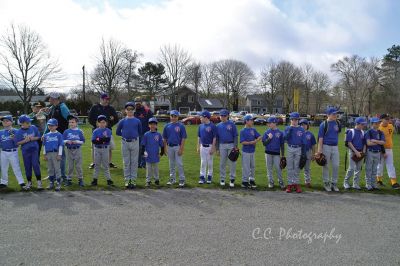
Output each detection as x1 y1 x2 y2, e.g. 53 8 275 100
88 93 119 168
134 97 153 168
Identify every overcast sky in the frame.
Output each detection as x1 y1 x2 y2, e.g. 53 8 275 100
0 0 399 92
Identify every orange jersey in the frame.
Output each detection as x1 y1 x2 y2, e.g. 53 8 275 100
379 123 394 149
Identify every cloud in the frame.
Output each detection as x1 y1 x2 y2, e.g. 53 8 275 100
0 0 396 91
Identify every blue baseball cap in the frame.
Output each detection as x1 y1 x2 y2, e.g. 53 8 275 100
200 110 211 119
299 118 309 125
326 107 338 115
125 102 135 108
97 115 107 122
267 116 277 123
220 109 229 116
370 117 380 124
290 112 300 119
100 93 110 100
18 115 31 124
1 115 13 122
355 117 367 125
170 110 180 116
243 114 253 121
148 117 158 124
47 118 58 126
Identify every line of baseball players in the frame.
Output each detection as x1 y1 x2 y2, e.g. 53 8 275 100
0 103 399 192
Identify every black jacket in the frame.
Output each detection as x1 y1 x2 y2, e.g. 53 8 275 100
88 103 119 129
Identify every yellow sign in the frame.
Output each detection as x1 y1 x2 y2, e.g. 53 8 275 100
293 88 299 112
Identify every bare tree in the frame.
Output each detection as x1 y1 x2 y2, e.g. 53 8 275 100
0 24 61 113
312 71 331 113
159 44 192 108
260 61 280 113
301 63 314 114
214 59 255 111
121 49 141 99
275 61 303 113
185 62 202 102
200 63 218 97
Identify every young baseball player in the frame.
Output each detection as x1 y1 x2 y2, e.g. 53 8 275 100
0 115 27 190
365 117 385 191
197 110 217 184
63 115 85 187
240 115 261 189
15 115 42 190
216 109 238 187
42 118 64 191
141 117 164 187
162 110 187 187
262 116 285 189
284 112 306 193
299 119 316 187
91 115 113 186
377 114 400 189
343 117 367 190
317 107 341 192
116 102 142 189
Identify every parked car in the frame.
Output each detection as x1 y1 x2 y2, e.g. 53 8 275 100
188 111 200 116
254 118 267 125
182 115 220 125
0 111 12 118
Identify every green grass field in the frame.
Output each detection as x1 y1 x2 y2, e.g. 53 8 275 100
2 123 400 195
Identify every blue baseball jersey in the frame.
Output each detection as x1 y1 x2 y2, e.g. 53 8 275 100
116 117 142 139
0 128 18 150
141 131 164 163
365 129 385 151
162 122 187 145
43 131 63 153
216 120 238 144
198 122 217 145
345 129 365 151
285 126 306 146
262 128 284 154
92 128 112 145
63 128 85 149
15 125 40 152
304 131 317 151
318 120 340 145
240 127 261 153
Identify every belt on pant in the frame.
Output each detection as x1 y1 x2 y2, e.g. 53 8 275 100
122 138 137 142
2 148 17 152
168 143 179 147
324 143 337 146
46 149 58 153
202 144 211 147
67 146 80 150
288 144 300 148
368 149 381 153
95 145 109 149
222 141 234 144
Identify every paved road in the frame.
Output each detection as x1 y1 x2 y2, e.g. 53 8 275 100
0 189 399 265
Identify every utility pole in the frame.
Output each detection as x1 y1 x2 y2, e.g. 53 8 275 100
82 65 86 102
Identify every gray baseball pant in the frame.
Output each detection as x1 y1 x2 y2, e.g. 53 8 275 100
265 153 283 185
146 162 159 183
219 143 236 182
167 145 185 182
344 149 363 187
365 151 380 187
287 146 301 185
242 151 255 183
122 139 139 181
322 144 339 185
46 152 61 183
93 146 111 180
66 147 83 180
303 149 312 184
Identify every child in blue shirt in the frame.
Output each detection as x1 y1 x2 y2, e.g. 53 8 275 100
15 115 42 190
299 119 316 187
142 117 164 187
240 115 261 189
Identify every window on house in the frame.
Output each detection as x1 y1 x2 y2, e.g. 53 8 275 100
188 95 194 103
257 100 261 105
181 96 186 102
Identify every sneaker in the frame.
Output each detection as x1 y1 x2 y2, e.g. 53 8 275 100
37 180 43 190
145 181 151 187
305 182 311 188
167 179 176 185
229 180 235 188
220 180 226 186
324 182 332 192
249 180 257 189
78 179 84 187
331 184 340 192
286 184 293 193
55 182 61 191
125 180 130 189
352 184 361 190
241 182 250 188
366 185 373 191
109 163 117 168
392 183 400 190
377 181 384 186
26 181 32 190
198 176 205 184
66 179 73 186
295 184 302 193
20 183 29 191
206 176 212 184
47 182 55 190
155 180 160 186
91 179 98 186
129 181 136 189
178 181 185 187
268 183 274 189
89 163 95 169
107 180 114 186
279 182 286 190
343 182 351 190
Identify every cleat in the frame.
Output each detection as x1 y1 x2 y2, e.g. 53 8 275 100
343 182 351 190
366 185 373 191
324 182 332 192
206 176 212 184
25 181 32 190
78 179 84 187
241 182 250 189
37 180 43 190
107 180 114 186
220 180 226 186
331 184 340 192
47 182 55 190
198 176 205 184
155 180 160 186
91 179 98 186
109 163 117 168
352 184 361 190
89 163 95 169
167 179 176 185
55 182 61 191
66 179 72 186
145 181 151 187
279 182 286 190
295 184 302 193
178 181 185 188
392 183 400 190
286 184 293 193
229 180 235 188
268 183 274 189
377 181 384 186
249 180 257 189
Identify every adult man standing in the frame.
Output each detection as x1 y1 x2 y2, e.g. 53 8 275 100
28 102 47 156
133 97 153 168
88 93 119 169
44 92 70 180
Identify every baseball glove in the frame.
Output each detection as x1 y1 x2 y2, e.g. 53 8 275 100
314 153 327 166
299 155 307 169
351 152 365 162
228 147 240 162
280 157 287 169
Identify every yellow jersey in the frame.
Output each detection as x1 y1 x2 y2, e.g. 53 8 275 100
379 123 394 149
